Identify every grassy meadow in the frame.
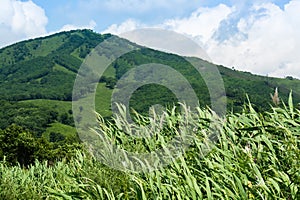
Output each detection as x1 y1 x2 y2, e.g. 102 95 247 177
0 95 299 199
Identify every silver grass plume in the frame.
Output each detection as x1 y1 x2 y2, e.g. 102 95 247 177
270 87 280 106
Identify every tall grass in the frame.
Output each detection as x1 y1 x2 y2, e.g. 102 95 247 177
0 94 299 199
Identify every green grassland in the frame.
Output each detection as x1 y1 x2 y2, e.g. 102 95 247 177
43 122 77 143
0 99 299 199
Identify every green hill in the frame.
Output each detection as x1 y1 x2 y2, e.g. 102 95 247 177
0 29 299 199
0 29 299 138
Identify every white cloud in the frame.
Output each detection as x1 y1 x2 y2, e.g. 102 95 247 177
103 0 170 12
102 4 233 53
119 28 211 61
0 0 97 47
102 1 300 79
59 20 97 32
159 1 300 78
84 0 201 14
163 4 233 45
206 0 300 79
0 0 48 47
102 19 143 35
2 0 298 79
101 4 233 55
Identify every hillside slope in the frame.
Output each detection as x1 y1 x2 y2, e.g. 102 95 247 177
0 29 299 136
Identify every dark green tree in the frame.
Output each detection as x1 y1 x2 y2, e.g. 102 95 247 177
0 125 36 166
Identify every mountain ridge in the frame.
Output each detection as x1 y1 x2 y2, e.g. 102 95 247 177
0 29 299 137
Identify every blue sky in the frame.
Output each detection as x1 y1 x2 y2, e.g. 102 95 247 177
31 0 290 32
32 0 223 31
0 0 299 78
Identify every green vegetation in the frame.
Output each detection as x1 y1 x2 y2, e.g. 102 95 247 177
0 29 299 199
0 30 111 101
0 100 74 137
0 29 300 138
0 125 82 167
43 123 77 143
0 97 299 199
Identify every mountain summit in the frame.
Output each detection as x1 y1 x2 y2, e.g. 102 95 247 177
0 29 299 134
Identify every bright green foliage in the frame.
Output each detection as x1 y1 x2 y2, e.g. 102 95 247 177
0 152 133 200
0 97 299 199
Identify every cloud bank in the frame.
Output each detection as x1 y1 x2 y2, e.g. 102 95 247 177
59 20 97 32
207 1 300 79
0 0 48 47
106 1 300 79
